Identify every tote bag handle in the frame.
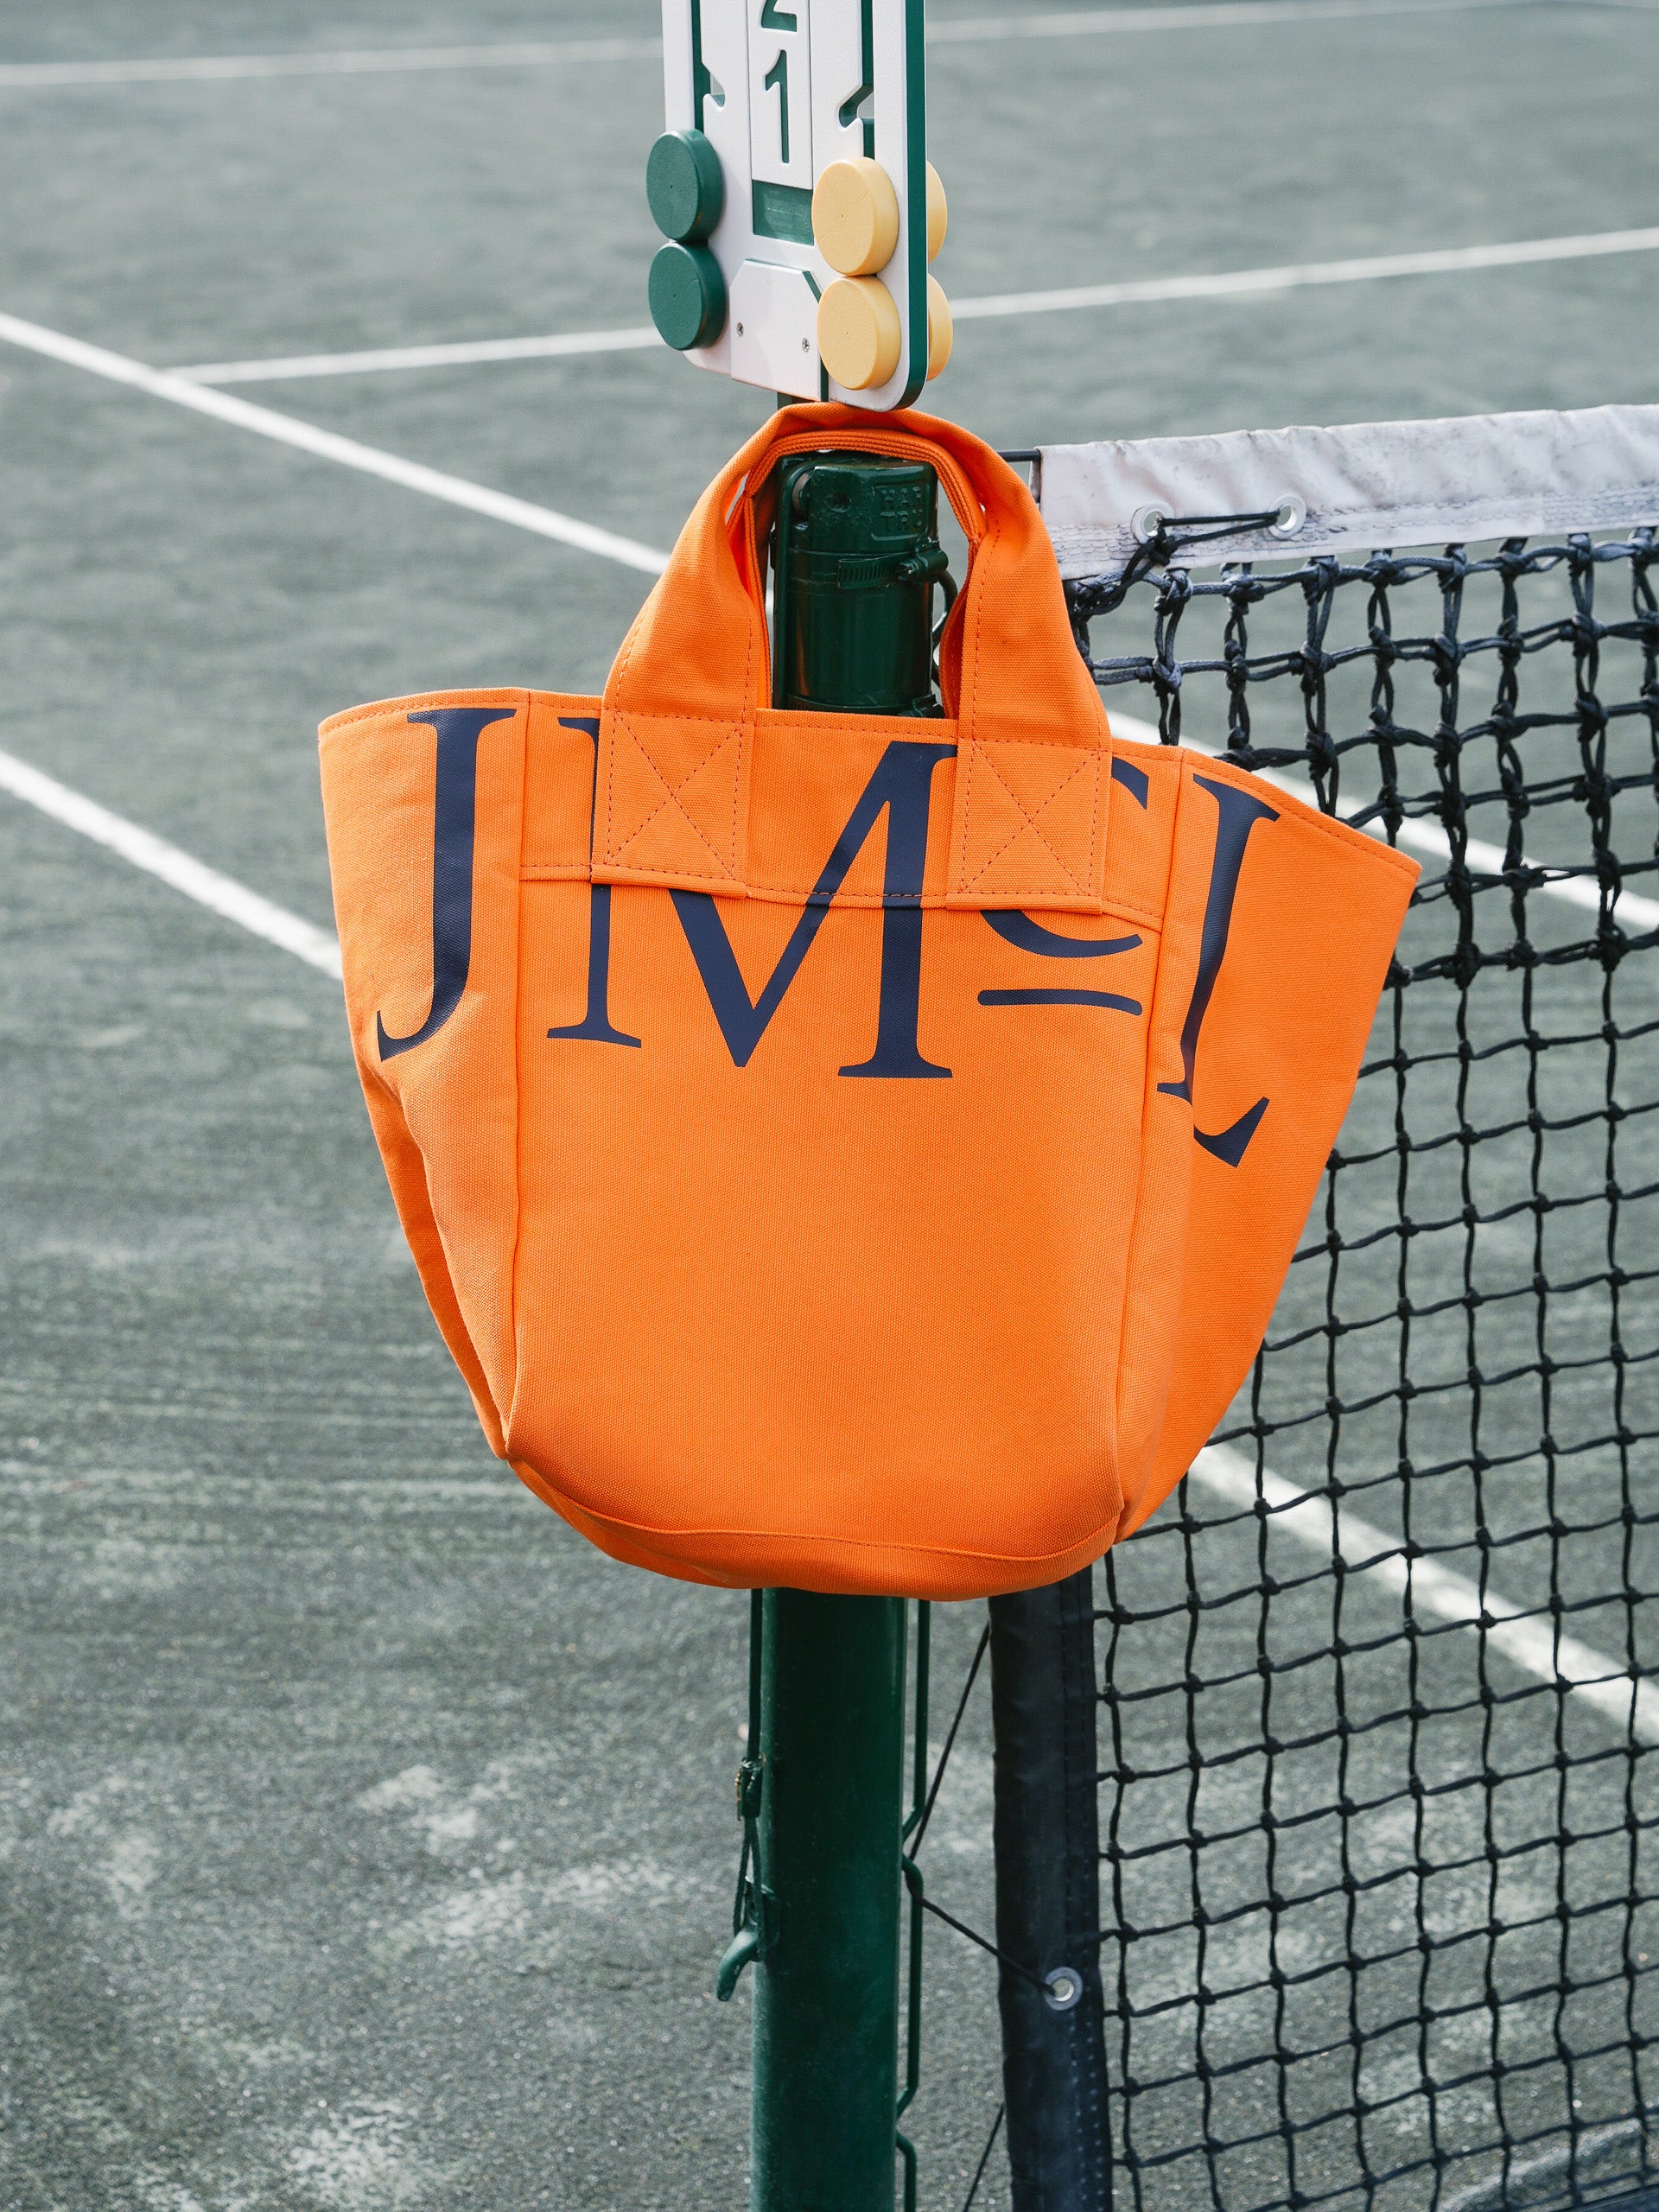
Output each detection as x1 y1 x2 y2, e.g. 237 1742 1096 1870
596 404 1116 913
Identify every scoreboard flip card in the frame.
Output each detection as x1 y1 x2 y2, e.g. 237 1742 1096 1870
649 0 948 410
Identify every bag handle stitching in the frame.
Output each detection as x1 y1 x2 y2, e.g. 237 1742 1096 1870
963 747 1097 895
609 715 742 879
599 408 1113 910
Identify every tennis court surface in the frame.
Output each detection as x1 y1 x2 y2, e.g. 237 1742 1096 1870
3 3 1658 2207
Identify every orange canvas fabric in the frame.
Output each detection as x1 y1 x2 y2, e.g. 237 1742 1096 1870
319 405 1419 1599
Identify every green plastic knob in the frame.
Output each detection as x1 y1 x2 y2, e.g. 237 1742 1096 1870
649 242 726 352
646 129 724 244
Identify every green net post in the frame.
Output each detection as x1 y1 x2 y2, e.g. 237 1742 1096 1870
721 448 950 2212
751 1591 909 2210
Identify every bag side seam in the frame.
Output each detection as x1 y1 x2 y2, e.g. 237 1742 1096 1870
1111 754 1192 1548
502 693 531 1453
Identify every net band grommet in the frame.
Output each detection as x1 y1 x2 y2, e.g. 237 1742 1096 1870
1132 497 1306 548
1042 1965 1084 2013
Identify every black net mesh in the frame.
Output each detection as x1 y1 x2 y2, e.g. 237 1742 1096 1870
1063 530 1659 2212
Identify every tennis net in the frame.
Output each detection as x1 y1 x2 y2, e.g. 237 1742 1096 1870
927 406 1659 2212
1054 405 1659 2212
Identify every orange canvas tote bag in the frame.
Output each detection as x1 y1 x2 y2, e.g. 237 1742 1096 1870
319 404 1419 1600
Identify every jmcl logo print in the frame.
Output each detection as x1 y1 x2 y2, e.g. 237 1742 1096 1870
375 709 1274 1160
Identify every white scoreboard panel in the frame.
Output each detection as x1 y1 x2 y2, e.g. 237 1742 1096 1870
652 0 937 410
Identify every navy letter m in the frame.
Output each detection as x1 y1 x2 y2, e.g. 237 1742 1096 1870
671 740 956 1078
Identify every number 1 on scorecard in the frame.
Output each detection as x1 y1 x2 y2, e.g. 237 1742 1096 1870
751 0 811 189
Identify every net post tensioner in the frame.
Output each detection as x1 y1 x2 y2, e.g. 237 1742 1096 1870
649 4 950 2206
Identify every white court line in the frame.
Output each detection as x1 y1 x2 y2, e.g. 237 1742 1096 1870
932 0 1544 34
0 309 670 577
0 0 1548 88
172 227 1659 386
178 328 663 386
952 226 1659 321
0 747 341 978
1111 709 1659 933
1191 1443 1659 1743
0 36 661 87
1440 2118 1649 2212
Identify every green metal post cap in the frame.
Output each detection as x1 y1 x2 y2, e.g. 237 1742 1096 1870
648 241 726 353
645 129 724 244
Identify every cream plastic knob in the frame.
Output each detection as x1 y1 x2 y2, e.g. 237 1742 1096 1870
925 164 948 263
817 276 902 391
811 157 900 278
925 275 952 379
